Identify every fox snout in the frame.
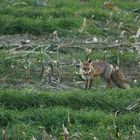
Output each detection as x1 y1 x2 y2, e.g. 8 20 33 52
83 68 91 75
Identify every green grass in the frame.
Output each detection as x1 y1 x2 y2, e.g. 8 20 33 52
0 0 140 139
0 88 140 111
0 0 139 36
0 88 140 139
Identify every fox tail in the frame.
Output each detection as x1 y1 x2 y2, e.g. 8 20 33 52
111 68 130 89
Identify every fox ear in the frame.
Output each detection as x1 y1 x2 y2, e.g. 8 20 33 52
88 59 92 63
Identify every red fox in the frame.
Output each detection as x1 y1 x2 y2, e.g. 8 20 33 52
80 60 130 89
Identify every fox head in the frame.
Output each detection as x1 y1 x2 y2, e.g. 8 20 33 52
80 59 92 75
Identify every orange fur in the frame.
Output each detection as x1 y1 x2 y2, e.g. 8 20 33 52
80 60 130 89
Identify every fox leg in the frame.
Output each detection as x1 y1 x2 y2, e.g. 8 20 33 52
88 79 93 89
106 77 112 89
85 79 93 90
85 79 88 89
